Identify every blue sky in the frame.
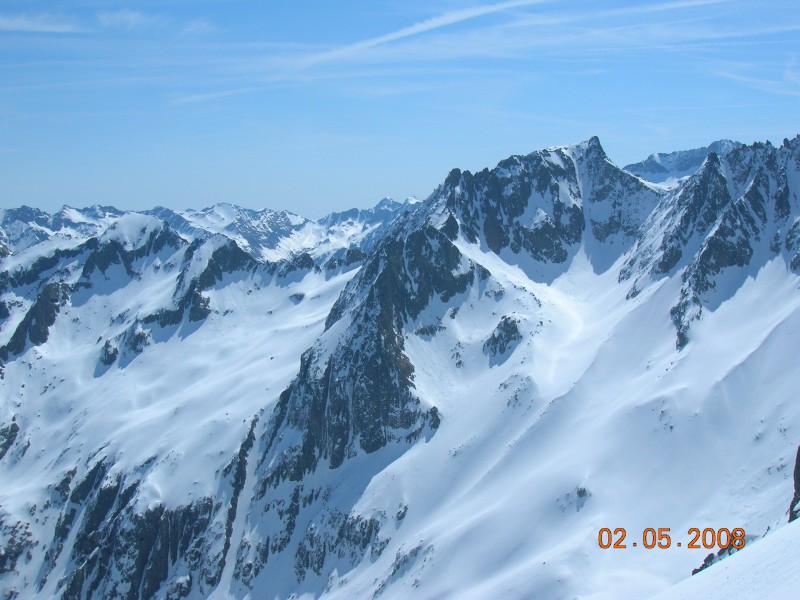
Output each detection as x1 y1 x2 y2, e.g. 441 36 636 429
1 0 799 217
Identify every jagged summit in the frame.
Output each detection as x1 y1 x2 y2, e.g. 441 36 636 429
424 136 662 279
570 134 605 155
374 196 400 209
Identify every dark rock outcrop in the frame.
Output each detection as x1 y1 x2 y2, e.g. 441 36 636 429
0 420 19 462
790 445 800 523
436 137 660 279
80 225 184 282
0 282 69 360
483 316 523 357
691 544 739 576
0 513 34 576
36 440 261 600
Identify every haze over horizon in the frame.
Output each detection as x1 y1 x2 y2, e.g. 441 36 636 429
2 0 799 217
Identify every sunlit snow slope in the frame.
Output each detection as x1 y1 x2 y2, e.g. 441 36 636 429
1 135 800 600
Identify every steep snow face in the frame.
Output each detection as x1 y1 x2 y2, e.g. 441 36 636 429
2 135 800 600
624 139 743 186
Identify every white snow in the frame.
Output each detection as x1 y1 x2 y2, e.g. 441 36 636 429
650 519 800 600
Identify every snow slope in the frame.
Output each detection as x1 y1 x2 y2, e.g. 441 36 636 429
650 518 800 600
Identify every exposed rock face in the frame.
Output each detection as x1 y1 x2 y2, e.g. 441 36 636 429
5 244 87 290
0 197 446 598
434 137 661 279
0 282 69 360
0 511 34 577
0 421 19 462
28 436 266 600
441 151 584 264
483 316 522 358
48 471 221 600
790 446 800 523
167 204 311 259
79 224 184 282
691 544 740 576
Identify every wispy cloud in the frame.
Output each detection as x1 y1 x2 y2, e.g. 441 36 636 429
299 0 554 67
97 10 163 32
114 0 788 107
510 0 728 28
169 86 267 105
786 57 800 86
178 19 217 38
715 70 800 97
291 0 736 69
0 14 83 34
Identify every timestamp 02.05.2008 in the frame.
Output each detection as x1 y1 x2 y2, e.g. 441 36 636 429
597 527 746 550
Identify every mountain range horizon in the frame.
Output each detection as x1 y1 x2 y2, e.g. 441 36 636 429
3 134 773 220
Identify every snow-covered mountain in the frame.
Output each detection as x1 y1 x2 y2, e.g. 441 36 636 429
2 135 800 599
624 139 743 185
145 198 415 264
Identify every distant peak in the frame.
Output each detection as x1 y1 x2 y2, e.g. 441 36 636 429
375 197 399 209
623 138 742 184
445 168 462 187
585 136 606 156
692 151 723 179
566 135 607 161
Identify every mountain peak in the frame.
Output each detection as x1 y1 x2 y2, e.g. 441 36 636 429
582 135 607 159
558 135 607 163
375 196 400 210
624 139 743 184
